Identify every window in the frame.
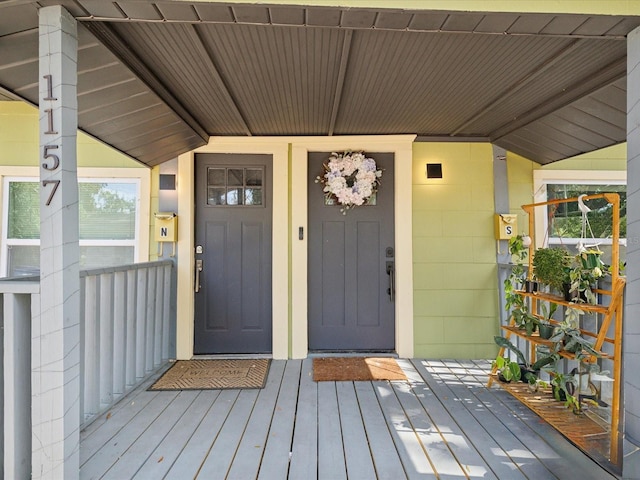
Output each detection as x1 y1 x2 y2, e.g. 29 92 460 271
533 171 626 265
3 178 140 276
207 167 264 206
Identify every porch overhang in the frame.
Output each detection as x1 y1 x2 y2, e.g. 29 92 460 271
1 1 638 166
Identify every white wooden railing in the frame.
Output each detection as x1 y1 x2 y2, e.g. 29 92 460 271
0 278 39 480
0 259 175 478
80 260 175 424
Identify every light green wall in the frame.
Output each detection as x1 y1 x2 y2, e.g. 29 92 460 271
541 143 627 171
415 142 628 360
412 143 499 358
0 102 143 168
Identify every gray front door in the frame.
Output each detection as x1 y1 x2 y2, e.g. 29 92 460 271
308 152 395 351
194 153 272 354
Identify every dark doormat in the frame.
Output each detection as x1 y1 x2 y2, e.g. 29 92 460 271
149 359 271 390
313 357 407 382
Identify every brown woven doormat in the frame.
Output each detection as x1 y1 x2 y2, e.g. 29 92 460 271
313 357 407 382
149 359 271 390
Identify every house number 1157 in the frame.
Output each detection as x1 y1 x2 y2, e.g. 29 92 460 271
42 74 60 206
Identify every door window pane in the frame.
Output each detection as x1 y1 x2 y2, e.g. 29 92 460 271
206 167 264 207
246 169 263 186
207 168 225 186
226 188 243 205
208 187 226 205
245 188 262 205
227 169 243 186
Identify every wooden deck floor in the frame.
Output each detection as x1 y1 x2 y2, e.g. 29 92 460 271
80 359 617 479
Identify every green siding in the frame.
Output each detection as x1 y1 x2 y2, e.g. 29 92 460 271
542 144 627 171
0 102 143 168
412 143 499 359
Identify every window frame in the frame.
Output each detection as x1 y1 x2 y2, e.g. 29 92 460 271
0 167 150 276
532 170 626 248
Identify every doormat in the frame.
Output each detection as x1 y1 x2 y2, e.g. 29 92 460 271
149 359 271 390
313 357 407 382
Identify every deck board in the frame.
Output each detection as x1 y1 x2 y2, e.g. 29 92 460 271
102 390 200 479
411 360 525 479
288 358 318 480
413 359 546 480
226 360 286 480
317 381 347 479
373 381 437 478
163 389 241 479
355 381 407 478
258 360 302 479
336 381 378 479
132 390 221 479
80 359 618 480
80 391 182 478
195 388 260 479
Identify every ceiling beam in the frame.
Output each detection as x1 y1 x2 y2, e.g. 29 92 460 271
490 55 626 141
450 39 583 136
82 21 210 144
190 24 252 136
328 29 352 136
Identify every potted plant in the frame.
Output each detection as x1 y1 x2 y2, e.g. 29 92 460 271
549 370 580 413
493 355 522 383
494 336 556 383
568 250 608 304
508 235 538 293
504 235 540 335
536 302 557 340
548 308 602 359
532 247 572 293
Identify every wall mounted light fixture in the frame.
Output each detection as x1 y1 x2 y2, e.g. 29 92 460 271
425 163 443 179
159 174 177 190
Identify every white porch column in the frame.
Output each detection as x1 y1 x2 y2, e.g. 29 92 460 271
35 6 80 479
625 26 640 479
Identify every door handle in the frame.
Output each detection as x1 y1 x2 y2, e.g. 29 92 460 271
386 261 395 302
195 259 203 293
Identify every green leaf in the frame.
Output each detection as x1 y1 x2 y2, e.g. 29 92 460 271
494 336 527 366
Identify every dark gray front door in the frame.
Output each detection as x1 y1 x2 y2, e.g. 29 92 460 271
194 153 272 354
308 152 395 351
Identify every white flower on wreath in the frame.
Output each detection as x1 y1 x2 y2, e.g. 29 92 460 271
315 151 383 214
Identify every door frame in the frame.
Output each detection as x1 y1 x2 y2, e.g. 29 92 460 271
176 135 414 360
177 138 289 360
291 135 415 358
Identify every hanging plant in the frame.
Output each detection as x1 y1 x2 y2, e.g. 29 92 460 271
316 151 383 214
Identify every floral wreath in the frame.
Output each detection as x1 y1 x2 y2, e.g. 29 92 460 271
316 151 383 214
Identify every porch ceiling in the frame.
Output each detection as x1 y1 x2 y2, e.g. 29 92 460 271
0 1 637 166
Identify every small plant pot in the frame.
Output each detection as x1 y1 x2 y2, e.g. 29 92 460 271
519 365 537 383
538 323 555 340
524 280 539 293
552 385 567 401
